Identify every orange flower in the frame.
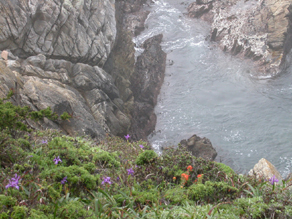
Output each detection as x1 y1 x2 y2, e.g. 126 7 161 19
197 174 203 178
181 173 189 181
173 177 176 181
187 165 193 171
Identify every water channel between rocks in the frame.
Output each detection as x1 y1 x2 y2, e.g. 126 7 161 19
133 0 292 177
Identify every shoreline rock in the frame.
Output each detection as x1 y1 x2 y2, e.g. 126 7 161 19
248 158 283 182
188 0 292 76
180 134 217 161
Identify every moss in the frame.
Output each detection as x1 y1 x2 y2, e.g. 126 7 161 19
188 181 238 202
10 206 28 219
0 195 17 208
93 151 120 168
135 150 158 165
27 209 50 219
0 212 10 219
165 187 188 204
215 162 236 176
56 200 94 219
41 165 98 192
132 189 160 205
233 197 268 218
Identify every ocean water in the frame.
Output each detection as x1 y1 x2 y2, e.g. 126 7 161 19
134 0 292 177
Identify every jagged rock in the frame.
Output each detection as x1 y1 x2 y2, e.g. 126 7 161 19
188 2 213 18
248 158 283 181
180 134 217 161
104 0 166 141
130 34 166 140
0 0 116 66
188 0 292 76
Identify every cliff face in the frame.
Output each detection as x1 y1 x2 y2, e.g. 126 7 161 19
0 0 166 140
188 0 292 76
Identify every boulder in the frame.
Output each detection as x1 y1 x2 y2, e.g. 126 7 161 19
180 134 217 161
188 0 292 76
248 158 283 181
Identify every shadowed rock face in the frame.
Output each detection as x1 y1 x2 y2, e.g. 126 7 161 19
188 0 292 76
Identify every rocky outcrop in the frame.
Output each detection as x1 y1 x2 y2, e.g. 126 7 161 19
188 0 292 76
180 134 217 161
248 158 283 181
0 0 131 138
0 0 166 140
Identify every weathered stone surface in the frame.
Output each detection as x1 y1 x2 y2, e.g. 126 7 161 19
188 2 213 18
0 0 116 66
130 34 166 140
1 50 131 138
0 0 165 141
180 134 217 161
188 0 292 76
248 158 283 181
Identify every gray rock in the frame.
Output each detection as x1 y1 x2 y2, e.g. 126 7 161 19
0 0 116 66
180 134 217 161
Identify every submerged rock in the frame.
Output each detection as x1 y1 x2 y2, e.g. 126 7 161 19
188 0 292 76
248 158 283 181
180 134 217 161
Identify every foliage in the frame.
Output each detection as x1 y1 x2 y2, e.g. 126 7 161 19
135 150 158 165
1 97 292 218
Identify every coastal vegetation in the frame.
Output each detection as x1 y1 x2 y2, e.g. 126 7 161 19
1 93 292 218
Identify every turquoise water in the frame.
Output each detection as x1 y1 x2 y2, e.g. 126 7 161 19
134 0 292 176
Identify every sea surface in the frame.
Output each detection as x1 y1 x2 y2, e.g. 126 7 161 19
134 0 292 177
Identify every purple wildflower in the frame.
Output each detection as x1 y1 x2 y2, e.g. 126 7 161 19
5 174 21 190
101 177 112 185
269 175 279 185
28 155 33 158
53 156 62 165
117 177 120 181
124 134 130 140
41 140 48 144
127 168 134 176
139 145 144 149
61 176 67 184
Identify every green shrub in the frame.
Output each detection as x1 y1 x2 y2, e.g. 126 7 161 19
136 150 158 165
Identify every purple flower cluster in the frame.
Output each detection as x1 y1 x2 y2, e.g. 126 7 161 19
127 168 134 176
61 176 67 184
139 145 144 149
269 175 279 185
54 156 62 165
101 177 112 185
5 174 21 190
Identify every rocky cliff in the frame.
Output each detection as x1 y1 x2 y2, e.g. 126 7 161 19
0 0 166 140
188 0 292 76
